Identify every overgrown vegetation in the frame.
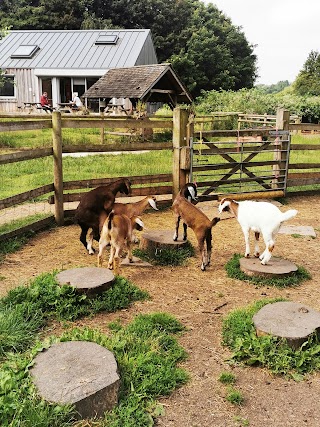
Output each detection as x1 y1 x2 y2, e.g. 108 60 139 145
0 313 188 427
222 299 320 378
225 254 311 288
133 241 195 266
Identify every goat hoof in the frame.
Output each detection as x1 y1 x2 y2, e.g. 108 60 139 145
201 264 206 271
254 253 260 258
245 253 250 258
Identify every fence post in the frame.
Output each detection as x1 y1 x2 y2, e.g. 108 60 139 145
52 111 64 225
272 108 290 191
172 107 189 200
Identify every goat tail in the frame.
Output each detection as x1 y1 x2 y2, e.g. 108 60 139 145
211 217 221 228
107 211 115 230
280 209 298 222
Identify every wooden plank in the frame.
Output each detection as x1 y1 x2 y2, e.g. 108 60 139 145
290 144 320 151
61 118 173 129
289 123 320 131
193 160 280 172
289 163 320 169
0 216 55 243
62 174 172 191
0 147 53 165
48 185 173 204
0 120 52 132
287 177 320 186
194 129 271 138
0 184 54 210
62 142 172 153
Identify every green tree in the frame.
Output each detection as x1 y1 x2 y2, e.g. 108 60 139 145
294 50 320 96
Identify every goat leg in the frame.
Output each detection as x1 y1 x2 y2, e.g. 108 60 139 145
173 216 180 241
183 222 188 241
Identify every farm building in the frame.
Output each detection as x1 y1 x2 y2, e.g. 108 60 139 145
82 63 193 113
0 29 157 112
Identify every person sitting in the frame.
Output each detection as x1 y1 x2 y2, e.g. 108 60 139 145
70 92 83 110
40 92 53 112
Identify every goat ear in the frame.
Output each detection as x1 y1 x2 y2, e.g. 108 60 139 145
134 217 144 231
148 197 158 210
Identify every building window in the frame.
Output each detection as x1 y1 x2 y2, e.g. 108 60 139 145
0 75 15 97
95 34 119 45
11 45 40 59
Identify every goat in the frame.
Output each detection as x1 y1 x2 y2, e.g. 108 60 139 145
98 211 144 275
218 198 298 265
75 178 131 254
172 186 220 271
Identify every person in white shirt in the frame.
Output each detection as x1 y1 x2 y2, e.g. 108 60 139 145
71 92 83 109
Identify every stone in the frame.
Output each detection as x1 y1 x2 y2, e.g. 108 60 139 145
253 301 320 349
279 225 316 238
56 267 115 296
140 229 190 253
240 256 298 278
30 341 120 419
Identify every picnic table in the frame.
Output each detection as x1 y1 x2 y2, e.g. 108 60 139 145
104 103 130 115
22 102 51 114
57 102 77 113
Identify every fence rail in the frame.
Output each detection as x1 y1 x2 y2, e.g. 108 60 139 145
1 108 320 241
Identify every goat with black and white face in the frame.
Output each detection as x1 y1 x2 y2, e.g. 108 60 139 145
172 184 220 271
218 198 298 265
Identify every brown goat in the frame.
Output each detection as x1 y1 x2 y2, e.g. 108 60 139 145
172 189 220 271
75 178 131 254
98 211 144 275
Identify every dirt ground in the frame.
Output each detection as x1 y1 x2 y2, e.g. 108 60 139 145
1 195 320 427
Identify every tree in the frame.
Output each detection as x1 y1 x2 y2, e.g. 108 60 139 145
293 50 320 96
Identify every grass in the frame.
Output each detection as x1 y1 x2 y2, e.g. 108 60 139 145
225 253 311 288
0 271 149 356
218 371 236 385
0 234 35 264
133 241 195 266
0 312 188 427
0 213 52 235
222 299 320 378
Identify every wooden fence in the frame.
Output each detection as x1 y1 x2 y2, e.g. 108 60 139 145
1 108 320 241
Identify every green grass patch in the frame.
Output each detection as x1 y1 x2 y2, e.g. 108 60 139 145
0 313 188 427
218 371 236 385
222 299 320 378
0 213 52 235
133 241 195 266
0 234 35 264
225 254 311 288
0 272 149 357
226 387 244 406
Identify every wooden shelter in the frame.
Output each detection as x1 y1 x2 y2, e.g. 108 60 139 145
82 63 192 112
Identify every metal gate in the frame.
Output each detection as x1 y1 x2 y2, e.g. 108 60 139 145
190 130 291 200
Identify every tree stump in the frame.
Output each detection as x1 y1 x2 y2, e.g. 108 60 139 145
139 230 189 254
240 257 298 278
56 267 115 296
253 301 320 349
30 341 120 419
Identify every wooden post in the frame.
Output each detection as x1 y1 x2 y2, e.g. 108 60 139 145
100 112 105 143
172 107 189 200
272 108 290 190
52 111 64 225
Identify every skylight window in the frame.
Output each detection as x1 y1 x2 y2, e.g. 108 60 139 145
11 45 40 59
95 34 119 45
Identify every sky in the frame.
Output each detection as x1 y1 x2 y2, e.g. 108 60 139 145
203 0 320 85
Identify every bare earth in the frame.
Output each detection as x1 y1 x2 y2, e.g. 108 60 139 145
1 195 320 427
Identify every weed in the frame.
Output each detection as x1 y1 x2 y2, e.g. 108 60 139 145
225 253 311 288
218 371 236 384
291 233 302 238
222 299 320 377
234 415 250 426
133 241 195 266
226 387 244 405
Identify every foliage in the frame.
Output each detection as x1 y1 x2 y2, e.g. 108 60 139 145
293 50 320 96
0 234 34 263
195 87 320 123
222 299 320 378
0 271 149 356
133 241 195 266
256 80 290 94
0 0 257 97
0 313 188 426
218 371 236 385
224 253 311 288
225 387 244 406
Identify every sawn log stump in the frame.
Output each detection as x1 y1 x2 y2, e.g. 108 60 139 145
139 229 189 254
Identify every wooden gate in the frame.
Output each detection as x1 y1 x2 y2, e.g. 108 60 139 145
189 112 291 201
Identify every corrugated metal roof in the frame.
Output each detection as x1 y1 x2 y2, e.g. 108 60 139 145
0 29 157 70
83 63 193 104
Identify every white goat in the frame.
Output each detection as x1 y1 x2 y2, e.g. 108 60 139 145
98 211 144 274
172 185 220 271
218 198 298 265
